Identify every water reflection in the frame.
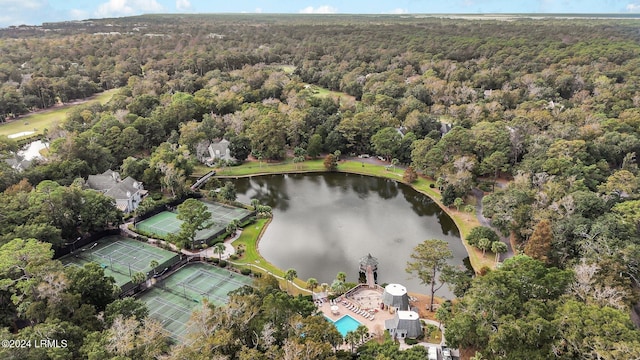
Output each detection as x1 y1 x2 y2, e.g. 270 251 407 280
232 173 464 298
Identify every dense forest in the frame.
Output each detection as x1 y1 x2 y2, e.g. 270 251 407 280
1 14 640 359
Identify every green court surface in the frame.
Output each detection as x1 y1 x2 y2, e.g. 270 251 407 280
60 235 179 287
135 200 253 242
139 262 253 342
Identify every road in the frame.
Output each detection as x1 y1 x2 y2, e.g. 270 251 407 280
472 188 514 262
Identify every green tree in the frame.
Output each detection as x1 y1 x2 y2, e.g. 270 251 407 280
104 297 149 327
344 331 359 354
491 241 508 264
477 238 492 257
453 197 464 211
336 271 347 283
66 262 118 312
229 134 251 163
284 268 297 295
307 133 323 158
371 127 402 161
213 242 226 261
218 181 237 202
306 278 318 293
176 198 213 249
466 226 500 247
406 239 454 312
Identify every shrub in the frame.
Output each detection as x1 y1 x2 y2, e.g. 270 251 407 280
240 268 251 276
467 226 500 247
211 258 220 264
404 338 419 345
429 183 435 188
219 260 228 268
230 254 239 260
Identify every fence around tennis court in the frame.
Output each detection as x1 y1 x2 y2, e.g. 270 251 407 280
157 262 253 307
60 235 181 292
138 262 254 343
134 200 254 246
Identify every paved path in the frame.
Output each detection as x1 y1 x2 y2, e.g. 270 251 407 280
472 188 514 261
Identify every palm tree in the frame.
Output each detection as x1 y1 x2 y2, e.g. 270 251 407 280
344 331 358 353
284 268 297 294
149 259 159 275
336 271 347 283
391 158 399 172
306 277 318 293
251 198 260 210
356 324 369 343
213 242 226 261
478 238 492 257
492 241 508 264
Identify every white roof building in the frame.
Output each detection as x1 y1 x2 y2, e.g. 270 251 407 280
382 283 409 310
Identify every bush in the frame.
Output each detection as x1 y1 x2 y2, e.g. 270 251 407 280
429 183 435 188
219 260 228 268
404 338 419 345
151 193 163 201
211 258 220 264
467 226 500 247
230 254 239 260
240 268 251 276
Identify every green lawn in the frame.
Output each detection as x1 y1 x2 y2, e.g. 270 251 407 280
0 89 118 139
231 218 310 295
216 158 493 273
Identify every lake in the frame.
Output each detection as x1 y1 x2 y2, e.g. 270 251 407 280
232 172 466 298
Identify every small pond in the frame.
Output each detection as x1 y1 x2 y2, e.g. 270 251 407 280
232 173 466 298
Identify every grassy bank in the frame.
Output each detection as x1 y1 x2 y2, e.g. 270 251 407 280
0 89 117 139
231 218 310 295
216 158 493 273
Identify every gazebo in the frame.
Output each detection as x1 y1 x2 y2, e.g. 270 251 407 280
359 253 379 288
382 283 409 311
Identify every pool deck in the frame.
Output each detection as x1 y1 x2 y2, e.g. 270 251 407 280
319 295 395 338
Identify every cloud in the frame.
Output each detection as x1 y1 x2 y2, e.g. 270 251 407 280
95 0 164 18
255 8 263 13
627 3 640 12
389 8 408 14
299 5 338 14
176 0 191 11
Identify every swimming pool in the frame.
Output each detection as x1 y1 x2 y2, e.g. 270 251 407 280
325 314 362 336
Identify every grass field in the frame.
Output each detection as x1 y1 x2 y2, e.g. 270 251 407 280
0 89 117 139
215 158 491 272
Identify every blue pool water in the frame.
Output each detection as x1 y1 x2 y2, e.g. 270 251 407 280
325 314 362 336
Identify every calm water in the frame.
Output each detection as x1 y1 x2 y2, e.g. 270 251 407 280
232 173 464 298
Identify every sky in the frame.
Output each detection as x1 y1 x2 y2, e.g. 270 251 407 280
1 0 639 28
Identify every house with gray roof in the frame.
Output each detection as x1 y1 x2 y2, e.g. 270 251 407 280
382 283 410 311
86 169 147 213
385 310 422 339
206 139 234 165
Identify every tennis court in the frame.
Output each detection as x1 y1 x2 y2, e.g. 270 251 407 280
139 262 253 342
135 200 253 242
139 288 196 342
60 235 179 287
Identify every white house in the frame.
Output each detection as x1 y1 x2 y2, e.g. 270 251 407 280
207 139 234 164
86 170 147 213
